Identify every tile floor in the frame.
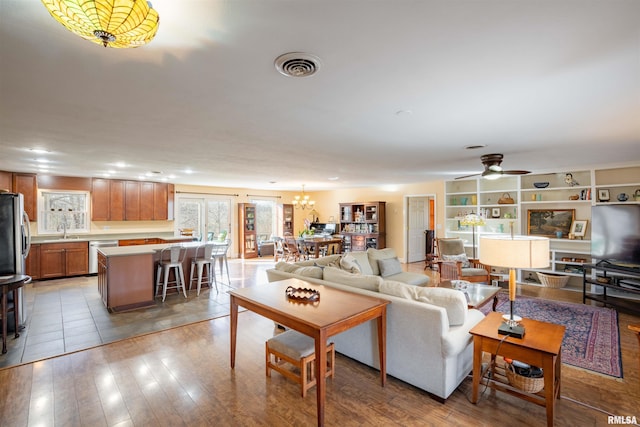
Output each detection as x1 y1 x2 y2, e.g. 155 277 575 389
1 258 276 369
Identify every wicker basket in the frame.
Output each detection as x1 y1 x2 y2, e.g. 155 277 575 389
536 272 570 288
506 363 544 393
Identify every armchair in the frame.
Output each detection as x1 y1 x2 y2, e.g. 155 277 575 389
435 238 490 283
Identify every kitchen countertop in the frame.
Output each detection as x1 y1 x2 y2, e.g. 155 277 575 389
98 241 217 257
31 235 192 244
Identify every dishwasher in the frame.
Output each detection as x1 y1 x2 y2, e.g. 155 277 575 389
89 240 119 274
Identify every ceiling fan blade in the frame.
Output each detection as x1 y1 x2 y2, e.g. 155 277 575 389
502 170 531 175
455 172 481 180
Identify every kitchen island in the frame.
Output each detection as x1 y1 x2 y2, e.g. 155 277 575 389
97 242 207 312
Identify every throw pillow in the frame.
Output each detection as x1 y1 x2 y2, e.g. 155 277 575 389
323 267 382 291
442 253 471 268
367 248 397 275
377 257 403 277
347 251 374 275
339 254 361 273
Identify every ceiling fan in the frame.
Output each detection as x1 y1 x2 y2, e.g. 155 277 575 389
455 153 531 180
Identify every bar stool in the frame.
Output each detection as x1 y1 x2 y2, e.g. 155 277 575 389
189 243 215 295
155 245 188 302
211 240 231 286
265 329 335 397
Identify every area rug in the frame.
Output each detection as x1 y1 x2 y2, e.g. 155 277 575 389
480 293 622 378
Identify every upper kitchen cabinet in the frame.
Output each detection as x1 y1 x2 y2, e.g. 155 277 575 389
92 178 125 221
153 182 174 220
12 173 37 221
125 180 141 220
91 178 173 221
0 171 12 192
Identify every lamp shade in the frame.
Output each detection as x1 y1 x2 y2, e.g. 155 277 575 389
41 0 160 48
479 235 550 269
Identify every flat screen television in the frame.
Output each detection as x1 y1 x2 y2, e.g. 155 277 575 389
591 204 640 269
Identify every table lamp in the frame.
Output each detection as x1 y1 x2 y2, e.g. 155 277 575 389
479 234 549 338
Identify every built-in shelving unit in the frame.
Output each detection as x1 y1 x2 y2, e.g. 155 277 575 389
444 164 640 292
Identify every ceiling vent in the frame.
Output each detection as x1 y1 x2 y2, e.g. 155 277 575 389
274 52 321 77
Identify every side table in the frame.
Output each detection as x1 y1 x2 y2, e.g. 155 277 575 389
470 311 565 427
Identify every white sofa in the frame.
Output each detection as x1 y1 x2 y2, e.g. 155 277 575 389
265 249 485 401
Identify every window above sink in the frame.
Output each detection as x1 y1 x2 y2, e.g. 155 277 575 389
37 190 90 235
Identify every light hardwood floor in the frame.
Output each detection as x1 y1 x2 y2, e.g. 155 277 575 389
0 259 638 426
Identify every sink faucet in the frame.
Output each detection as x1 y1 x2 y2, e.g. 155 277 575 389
58 221 68 239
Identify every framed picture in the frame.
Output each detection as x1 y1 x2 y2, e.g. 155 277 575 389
598 189 610 202
491 207 501 218
527 209 575 237
570 220 588 237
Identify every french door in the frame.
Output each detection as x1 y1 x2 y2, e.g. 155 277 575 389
176 196 233 244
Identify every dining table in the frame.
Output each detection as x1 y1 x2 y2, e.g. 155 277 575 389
297 237 343 258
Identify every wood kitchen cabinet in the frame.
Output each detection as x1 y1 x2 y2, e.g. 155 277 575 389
25 244 40 280
12 173 37 221
40 241 89 279
124 180 141 220
92 178 126 221
91 178 172 221
0 171 12 192
154 182 174 220
118 238 161 246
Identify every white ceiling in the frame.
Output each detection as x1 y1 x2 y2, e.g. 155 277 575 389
1 0 639 191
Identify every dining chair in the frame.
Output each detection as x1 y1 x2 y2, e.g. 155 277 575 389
284 236 305 262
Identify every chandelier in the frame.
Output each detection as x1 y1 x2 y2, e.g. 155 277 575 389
292 185 315 210
41 0 160 48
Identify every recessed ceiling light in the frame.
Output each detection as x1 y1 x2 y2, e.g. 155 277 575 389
465 144 487 150
168 174 176 179
184 169 193 174
107 170 116 174
115 162 126 168
29 148 50 154
36 158 49 163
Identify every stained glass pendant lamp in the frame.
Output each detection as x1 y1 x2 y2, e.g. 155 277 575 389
41 0 160 48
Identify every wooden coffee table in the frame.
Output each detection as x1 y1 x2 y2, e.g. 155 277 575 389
470 312 565 427
229 278 390 427
439 281 501 310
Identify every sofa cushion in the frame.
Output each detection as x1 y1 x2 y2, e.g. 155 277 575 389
323 267 382 291
461 268 488 277
385 272 430 286
275 261 302 273
347 251 374 275
442 253 471 268
379 281 467 326
378 257 403 277
292 266 324 279
367 248 397 275
339 254 362 273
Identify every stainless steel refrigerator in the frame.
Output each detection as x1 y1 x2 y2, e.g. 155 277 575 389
0 192 31 326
